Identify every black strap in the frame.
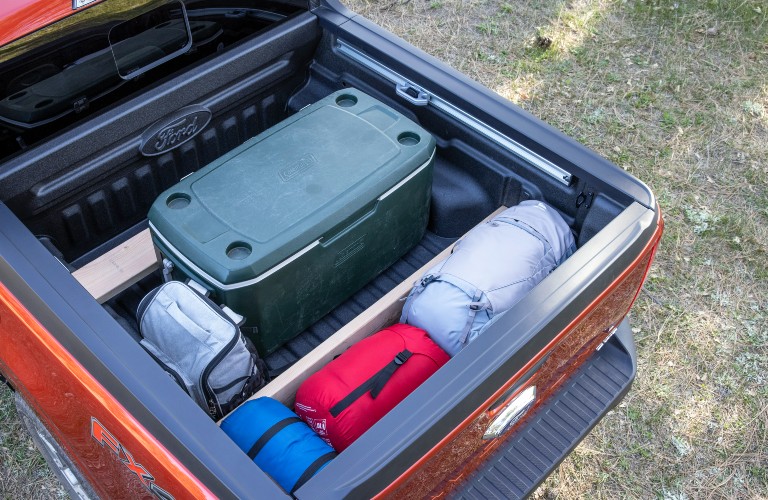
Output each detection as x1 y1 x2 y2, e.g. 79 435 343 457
246 416 302 459
290 451 337 494
329 350 412 418
212 374 250 394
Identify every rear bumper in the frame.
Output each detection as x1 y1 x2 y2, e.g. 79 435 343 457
454 317 637 499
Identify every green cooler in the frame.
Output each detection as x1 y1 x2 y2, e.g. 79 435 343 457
148 88 435 355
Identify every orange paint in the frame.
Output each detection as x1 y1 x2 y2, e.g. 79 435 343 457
0 281 213 498
0 0 104 47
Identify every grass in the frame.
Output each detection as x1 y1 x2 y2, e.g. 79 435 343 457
2 0 767 497
347 0 767 497
0 388 66 497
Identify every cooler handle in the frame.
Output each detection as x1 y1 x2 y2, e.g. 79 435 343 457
319 200 379 247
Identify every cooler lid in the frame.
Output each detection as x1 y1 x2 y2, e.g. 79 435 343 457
191 104 398 243
149 88 435 284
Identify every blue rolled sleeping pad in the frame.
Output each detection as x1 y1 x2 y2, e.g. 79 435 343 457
220 397 336 493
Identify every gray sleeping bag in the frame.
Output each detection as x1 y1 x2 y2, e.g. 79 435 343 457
400 200 576 356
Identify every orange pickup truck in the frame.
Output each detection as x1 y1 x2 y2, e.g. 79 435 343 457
0 1 661 498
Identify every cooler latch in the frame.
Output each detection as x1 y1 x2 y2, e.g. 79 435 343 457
162 258 174 283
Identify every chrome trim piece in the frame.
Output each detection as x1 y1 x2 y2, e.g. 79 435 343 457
596 324 619 351
73 0 98 9
483 385 537 440
336 40 573 186
337 41 409 87
428 99 573 185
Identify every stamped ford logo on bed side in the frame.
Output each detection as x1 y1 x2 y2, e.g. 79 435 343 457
140 105 211 156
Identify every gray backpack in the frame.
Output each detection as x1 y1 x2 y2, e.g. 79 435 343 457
400 201 576 356
137 280 267 419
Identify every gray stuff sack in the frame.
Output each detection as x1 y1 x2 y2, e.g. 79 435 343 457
400 200 576 357
137 280 268 420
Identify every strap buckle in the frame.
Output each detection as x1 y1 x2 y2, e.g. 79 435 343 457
420 274 436 287
395 350 412 365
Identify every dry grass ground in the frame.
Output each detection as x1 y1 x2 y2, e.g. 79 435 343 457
0 390 66 497
344 0 768 497
2 0 766 498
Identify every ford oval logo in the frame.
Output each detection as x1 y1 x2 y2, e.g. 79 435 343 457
140 105 211 156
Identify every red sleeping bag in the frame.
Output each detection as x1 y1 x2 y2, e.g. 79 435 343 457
294 323 449 451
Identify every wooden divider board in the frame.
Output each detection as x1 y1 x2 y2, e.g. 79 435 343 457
243 206 506 411
73 229 161 303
